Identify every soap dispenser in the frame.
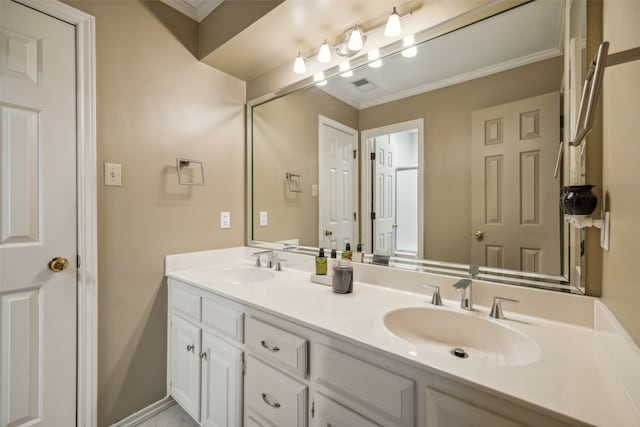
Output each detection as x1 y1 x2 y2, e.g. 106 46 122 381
315 248 327 275
341 243 352 260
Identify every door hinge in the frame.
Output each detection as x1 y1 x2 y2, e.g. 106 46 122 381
353 149 357 159
242 354 246 375
370 152 376 161
311 400 315 418
353 212 357 221
76 254 81 268
371 212 376 220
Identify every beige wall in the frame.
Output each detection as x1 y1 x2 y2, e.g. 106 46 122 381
63 1 246 425
252 88 358 246
359 57 563 264
601 0 640 345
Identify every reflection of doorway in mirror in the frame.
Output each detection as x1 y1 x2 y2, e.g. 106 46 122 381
471 92 561 274
361 119 424 259
318 115 359 250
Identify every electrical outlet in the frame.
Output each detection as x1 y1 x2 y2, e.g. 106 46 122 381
104 163 122 187
259 211 268 227
220 211 231 229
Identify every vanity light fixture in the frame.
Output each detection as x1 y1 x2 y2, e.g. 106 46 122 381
293 52 306 74
368 49 382 68
339 61 353 78
401 35 417 58
347 25 364 51
318 40 332 63
384 7 401 37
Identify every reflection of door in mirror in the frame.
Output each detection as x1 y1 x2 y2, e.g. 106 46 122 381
471 92 561 274
362 120 423 258
318 116 358 250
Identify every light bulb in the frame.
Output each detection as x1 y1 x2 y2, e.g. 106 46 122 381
318 40 332 63
313 71 325 82
339 61 353 78
368 49 382 67
293 53 306 74
384 7 401 37
401 35 417 58
347 26 363 51
316 80 327 87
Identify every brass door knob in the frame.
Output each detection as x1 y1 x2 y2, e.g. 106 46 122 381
474 231 484 241
48 257 69 272
324 230 333 236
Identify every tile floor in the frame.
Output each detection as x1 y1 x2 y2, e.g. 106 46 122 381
135 403 198 427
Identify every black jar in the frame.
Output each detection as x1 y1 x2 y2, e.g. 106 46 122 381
561 185 598 215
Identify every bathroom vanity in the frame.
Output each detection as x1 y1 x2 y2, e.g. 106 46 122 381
165 248 639 427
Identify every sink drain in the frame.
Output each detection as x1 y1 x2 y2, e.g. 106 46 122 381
451 347 469 359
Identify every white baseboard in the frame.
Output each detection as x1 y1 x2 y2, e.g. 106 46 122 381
109 396 176 427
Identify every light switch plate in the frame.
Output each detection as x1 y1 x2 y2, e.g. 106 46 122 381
220 211 231 229
104 163 122 187
259 211 268 226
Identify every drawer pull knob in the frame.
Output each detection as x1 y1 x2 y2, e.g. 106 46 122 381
260 340 280 352
261 393 281 409
186 344 194 352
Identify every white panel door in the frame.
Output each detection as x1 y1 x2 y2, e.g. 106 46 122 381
373 135 396 256
319 118 357 250
0 2 77 426
471 92 560 274
200 330 243 427
171 315 201 422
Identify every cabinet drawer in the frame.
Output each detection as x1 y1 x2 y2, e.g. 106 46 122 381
311 343 414 427
245 356 308 427
202 296 244 343
246 317 307 377
312 393 380 427
171 282 201 323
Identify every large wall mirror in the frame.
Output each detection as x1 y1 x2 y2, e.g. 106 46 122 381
250 0 588 292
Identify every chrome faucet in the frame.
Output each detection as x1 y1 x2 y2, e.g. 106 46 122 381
252 250 274 268
453 279 473 311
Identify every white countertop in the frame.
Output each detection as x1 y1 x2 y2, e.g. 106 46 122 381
166 248 640 426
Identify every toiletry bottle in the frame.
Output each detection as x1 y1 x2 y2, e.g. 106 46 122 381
328 249 337 277
315 248 327 275
332 259 354 294
354 243 364 263
341 243 352 260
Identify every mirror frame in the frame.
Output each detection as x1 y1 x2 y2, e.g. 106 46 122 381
245 0 585 294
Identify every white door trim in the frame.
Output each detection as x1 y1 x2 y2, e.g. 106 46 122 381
361 119 424 259
318 115 359 247
15 1 98 426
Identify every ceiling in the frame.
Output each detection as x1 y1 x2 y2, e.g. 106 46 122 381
320 0 565 109
160 0 223 22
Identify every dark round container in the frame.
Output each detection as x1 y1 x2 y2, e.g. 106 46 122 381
561 185 598 215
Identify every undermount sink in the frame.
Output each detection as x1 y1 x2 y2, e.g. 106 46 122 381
210 266 274 284
383 307 540 366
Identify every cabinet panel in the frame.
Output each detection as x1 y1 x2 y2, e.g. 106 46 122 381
245 355 307 427
172 282 201 323
312 343 414 427
312 393 380 427
246 317 307 377
203 296 244 343
171 315 201 421
200 331 243 427
425 387 525 427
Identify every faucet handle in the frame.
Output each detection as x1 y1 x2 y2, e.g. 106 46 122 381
252 253 262 268
275 259 286 271
489 296 519 319
422 284 443 306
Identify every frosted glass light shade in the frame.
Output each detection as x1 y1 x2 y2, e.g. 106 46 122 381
318 41 332 63
313 71 325 82
293 54 306 74
347 26 363 51
401 46 417 58
384 7 401 37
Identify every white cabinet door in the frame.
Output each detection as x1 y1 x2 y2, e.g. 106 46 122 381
312 393 380 427
200 331 243 427
426 387 525 427
171 315 201 421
